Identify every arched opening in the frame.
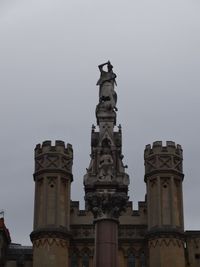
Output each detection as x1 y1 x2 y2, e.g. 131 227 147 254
71 253 78 267
141 252 146 267
82 252 89 267
127 252 135 267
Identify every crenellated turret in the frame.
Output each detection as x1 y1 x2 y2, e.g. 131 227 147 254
0 217 11 267
144 141 184 231
144 141 185 267
31 140 73 267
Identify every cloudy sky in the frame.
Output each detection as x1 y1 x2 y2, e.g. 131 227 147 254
0 0 200 245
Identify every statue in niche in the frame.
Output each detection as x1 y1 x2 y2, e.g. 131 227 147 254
96 61 117 111
98 150 114 182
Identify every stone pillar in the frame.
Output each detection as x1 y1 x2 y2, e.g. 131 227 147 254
30 140 73 267
144 141 185 267
85 190 128 267
95 219 118 267
84 62 129 267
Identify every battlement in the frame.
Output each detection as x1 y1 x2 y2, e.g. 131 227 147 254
144 141 183 175
34 140 73 176
144 141 182 158
35 140 73 156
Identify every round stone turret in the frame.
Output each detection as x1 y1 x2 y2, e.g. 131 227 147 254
144 141 185 267
31 140 73 267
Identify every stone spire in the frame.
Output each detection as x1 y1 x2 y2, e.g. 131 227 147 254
84 62 129 267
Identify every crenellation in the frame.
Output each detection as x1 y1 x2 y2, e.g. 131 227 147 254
132 210 140 216
144 141 183 158
153 141 162 148
138 201 146 212
126 201 133 209
35 140 73 156
70 201 80 209
70 201 92 218
166 141 176 147
55 140 65 147
78 210 87 216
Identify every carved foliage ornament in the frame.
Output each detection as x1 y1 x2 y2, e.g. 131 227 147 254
85 192 128 219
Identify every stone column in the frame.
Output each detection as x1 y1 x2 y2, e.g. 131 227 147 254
95 219 118 267
85 191 128 267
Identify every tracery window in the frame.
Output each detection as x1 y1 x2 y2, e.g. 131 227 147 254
127 252 136 267
141 252 146 267
82 252 89 267
71 253 78 267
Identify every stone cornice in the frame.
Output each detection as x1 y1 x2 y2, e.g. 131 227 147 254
30 227 71 242
146 229 185 240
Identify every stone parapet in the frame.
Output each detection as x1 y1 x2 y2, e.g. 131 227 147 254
30 227 71 243
34 140 73 179
144 141 183 179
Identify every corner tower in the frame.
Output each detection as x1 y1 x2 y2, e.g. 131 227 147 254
144 141 185 267
0 217 11 267
30 140 73 267
84 61 129 267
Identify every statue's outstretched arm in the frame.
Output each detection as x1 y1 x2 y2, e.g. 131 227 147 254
98 61 109 71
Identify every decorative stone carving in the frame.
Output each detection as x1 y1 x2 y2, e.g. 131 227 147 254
148 237 184 248
33 238 68 248
85 192 128 219
98 152 114 182
71 225 95 240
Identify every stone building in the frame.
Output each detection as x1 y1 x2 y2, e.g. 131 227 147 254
1 62 200 267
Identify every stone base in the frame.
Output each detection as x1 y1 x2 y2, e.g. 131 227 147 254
148 237 185 267
32 238 69 267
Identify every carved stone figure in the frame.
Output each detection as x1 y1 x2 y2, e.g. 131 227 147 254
98 152 114 181
96 61 117 111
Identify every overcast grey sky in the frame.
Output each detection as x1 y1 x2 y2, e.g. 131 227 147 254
0 0 200 245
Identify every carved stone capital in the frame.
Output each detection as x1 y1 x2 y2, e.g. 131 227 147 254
85 191 128 219
30 227 71 242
